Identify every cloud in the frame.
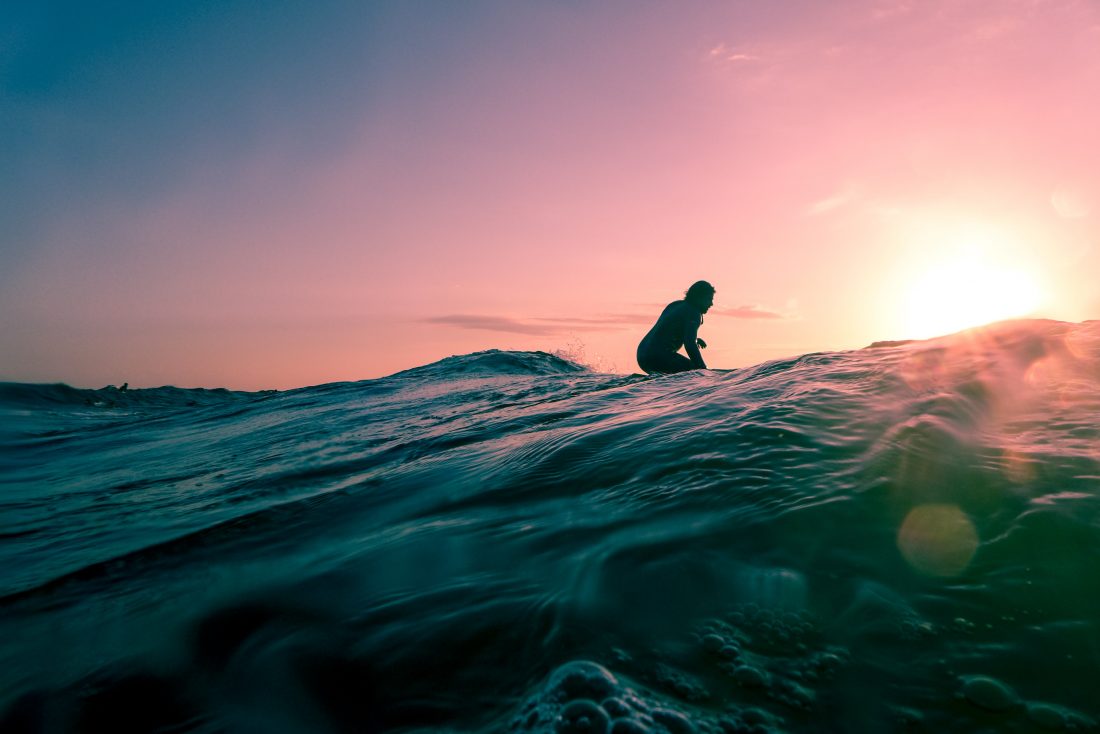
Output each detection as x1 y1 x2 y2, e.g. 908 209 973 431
426 306 786 338
533 314 652 326
708 43 760 63
806 185 860 216
871 1 914 21
424 315 563 335
711 305 784 319
424 313 649 335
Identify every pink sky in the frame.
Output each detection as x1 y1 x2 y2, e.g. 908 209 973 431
2 1 1099 389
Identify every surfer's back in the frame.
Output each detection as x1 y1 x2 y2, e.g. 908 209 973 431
639 300 698 356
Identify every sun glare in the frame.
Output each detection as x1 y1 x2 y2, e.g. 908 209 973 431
889 216 1047 340
902 254 1042 339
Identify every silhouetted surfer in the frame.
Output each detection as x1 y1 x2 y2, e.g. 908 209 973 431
637 280 714 374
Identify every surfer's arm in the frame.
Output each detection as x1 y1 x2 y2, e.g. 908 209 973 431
683 317 707 369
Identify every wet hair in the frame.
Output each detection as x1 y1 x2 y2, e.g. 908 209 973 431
685 280 715 303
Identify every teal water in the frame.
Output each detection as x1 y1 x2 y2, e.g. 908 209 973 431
2 320 1099 733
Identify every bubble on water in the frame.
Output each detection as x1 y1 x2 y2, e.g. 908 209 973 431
959 675 1016 711
601 698 632 719
652 708 695 734
719 704 785 734
812 652 842 673
771 678 814 710
951 617 976 634
1026 702 1097 731
732 665 767 688
549 661 620 703
897 504 979 577
696 609 847 717
513 660 737 734
654 664 709 701
898 618 936 641
891 705 923 727
1026 702 1066 729
557 700 611 734
717 604 816 656
609 719 649 734
702 634 726 653
718 645 741 661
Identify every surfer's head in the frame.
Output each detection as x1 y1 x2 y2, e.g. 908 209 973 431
686 280 715 313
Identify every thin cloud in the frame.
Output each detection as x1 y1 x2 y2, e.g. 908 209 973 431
532 314 652 326
711 305 784 319
424 315 565 335
708 43 760 63
806 185 860 216
426 306 785 336
425 313 649 335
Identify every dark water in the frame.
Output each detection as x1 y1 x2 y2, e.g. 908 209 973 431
2 320 1099 733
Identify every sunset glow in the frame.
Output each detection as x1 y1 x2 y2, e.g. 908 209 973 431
902 253 1044 339
2 2 1099 388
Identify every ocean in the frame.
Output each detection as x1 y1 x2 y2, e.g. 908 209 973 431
2 319 1099 733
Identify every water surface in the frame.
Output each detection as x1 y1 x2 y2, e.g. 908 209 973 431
2 320 1099 733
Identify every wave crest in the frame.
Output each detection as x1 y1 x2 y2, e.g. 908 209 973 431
388 349 589 380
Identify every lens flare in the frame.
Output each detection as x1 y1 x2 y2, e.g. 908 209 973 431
897 504 979 577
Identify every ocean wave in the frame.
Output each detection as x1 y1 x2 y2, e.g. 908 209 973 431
0 381 264 411
2 320 1099 732
389 348 590 380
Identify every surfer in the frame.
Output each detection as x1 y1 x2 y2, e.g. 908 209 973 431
637 280 715 374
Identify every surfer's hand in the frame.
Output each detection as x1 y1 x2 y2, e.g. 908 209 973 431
696 338 707 349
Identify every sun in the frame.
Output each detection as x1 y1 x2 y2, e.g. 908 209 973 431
901 253 1043 339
